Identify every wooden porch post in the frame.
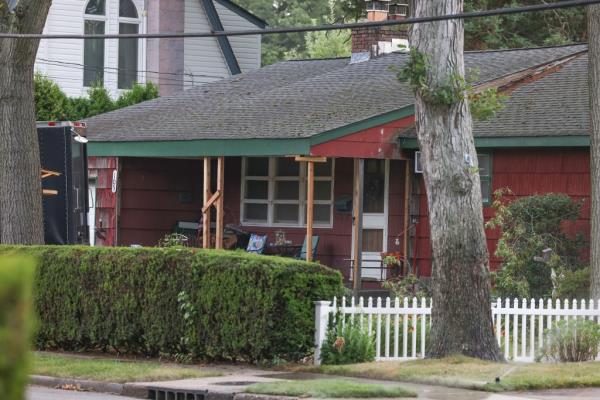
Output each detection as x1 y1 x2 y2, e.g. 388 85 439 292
203 157 211 249
295 156 327 262
306 160 315 262
352 158 364 298
215 157 225 249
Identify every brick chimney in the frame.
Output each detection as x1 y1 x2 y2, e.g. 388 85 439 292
351 1 409 57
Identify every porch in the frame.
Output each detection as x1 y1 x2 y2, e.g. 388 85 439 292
91 154 423 290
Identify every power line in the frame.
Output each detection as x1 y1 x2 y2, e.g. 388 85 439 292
36 57 225 80
1 0 599 39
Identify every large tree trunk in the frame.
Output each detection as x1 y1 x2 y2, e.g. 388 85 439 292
589 5 600 300
0 1 52 244
410 1 502 360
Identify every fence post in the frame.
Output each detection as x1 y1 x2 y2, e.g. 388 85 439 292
314 300 331 365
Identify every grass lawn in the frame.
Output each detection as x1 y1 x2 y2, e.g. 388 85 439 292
33 353 222 383
294 356 600 392
246 379 417 398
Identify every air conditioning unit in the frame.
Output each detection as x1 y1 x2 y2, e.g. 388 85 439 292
414 151 423 174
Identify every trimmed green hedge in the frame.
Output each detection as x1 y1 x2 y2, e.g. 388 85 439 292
0 246 344 362
0 256 35 400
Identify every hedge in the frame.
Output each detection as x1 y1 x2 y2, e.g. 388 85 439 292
0 256 35 400
0 246 344 362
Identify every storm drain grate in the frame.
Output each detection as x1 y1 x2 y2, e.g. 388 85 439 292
147 387 207 400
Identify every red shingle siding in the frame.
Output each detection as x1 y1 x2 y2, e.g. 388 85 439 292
412 148 591 275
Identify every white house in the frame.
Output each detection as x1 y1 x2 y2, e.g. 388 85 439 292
35 0 265 98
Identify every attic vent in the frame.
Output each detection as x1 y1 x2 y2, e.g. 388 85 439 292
414 151 423 174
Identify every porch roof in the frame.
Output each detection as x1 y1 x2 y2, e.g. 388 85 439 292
87 44 588 157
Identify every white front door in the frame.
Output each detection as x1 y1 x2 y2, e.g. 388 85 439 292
352 159 389 281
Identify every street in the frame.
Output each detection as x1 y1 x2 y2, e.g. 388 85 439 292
28 386 137 400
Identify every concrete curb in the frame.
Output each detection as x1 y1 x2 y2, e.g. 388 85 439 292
30 375 298 400
30 375 126 395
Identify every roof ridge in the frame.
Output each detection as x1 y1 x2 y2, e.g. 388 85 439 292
465 42 587 54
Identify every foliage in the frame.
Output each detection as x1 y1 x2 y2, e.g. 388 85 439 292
0 246 343 363
321 318 375 365
486 190 588 299
34 73 72 121
233 0 585 65
470 88 508 121
158 233 189 248
382 274 431 299
0 256 36 400
538 320 600 362
246 379 417 398
305 29 351 59
553 267 591 300
236 0 358 64
34 74 158 120
34 353 220 383
396 48 506 120
464 0 587 51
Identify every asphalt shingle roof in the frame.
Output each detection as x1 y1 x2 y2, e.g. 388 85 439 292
473 53 588 137
86 44 588 142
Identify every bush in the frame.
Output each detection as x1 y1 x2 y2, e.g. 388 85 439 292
0 246 343 363
0 256 36 400
487 191 588 299
320 318 375 365
34 74 159 120
554 267 590 300
538 320 600 362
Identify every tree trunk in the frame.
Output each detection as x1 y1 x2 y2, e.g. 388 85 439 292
589 5 600 300
410 1 502 360
0 1 52 244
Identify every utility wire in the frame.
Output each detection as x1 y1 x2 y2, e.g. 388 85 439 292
1 0 599 39
36 57 225 80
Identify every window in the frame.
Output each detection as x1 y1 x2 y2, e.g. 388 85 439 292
478 154 492 205
118 0 140 89
83 0 106 86
241 157 335 227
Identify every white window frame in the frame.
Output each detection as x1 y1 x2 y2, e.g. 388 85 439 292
117 0 142 89
241 157 335 228
82 0 108 88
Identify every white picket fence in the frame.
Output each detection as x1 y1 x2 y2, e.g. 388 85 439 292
313 297 600 365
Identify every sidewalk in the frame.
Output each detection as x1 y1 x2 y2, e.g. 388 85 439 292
32 365 600 400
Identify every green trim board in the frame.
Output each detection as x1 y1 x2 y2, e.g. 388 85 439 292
399 136 590 149
88 138 311 157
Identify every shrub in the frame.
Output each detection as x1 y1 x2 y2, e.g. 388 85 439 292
554 267 590 300
34 74 158 120
0 256 36 400
0 246 343 363
487 191 588 299
320 318 375 365
538 320 600 362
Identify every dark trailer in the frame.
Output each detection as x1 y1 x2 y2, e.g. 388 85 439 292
38 122 89 245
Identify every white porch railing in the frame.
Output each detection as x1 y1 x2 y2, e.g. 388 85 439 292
314 297 600 365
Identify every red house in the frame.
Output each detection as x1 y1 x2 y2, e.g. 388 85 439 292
85 10 591 290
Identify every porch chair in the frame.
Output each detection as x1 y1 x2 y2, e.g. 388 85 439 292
296 235 320 260
246 234 268 254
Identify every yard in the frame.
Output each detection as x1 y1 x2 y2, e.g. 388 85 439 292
294 356 600 392
33 353 222 383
